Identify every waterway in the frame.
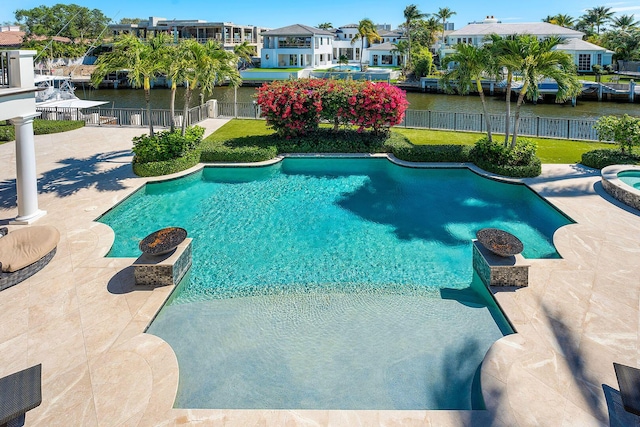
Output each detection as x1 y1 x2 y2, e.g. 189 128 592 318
79 85 640 120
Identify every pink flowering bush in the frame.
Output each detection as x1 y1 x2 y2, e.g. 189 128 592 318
256 79 408 137
256 79 324 138
337 81 408 134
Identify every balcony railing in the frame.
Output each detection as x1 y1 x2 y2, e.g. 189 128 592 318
0 51 10 88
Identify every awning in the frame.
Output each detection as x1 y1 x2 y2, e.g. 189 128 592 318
36 99 109 109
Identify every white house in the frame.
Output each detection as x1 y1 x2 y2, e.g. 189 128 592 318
441 17 614 71
260 24 334 68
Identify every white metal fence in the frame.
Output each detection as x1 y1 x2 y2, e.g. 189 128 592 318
36 100 601 142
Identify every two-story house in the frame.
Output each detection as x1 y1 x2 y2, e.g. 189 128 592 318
260 24 334 68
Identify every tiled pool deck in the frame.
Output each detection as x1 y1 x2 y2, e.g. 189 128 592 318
0 121 639 426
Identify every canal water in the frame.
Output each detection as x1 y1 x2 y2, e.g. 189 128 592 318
80 85 640 120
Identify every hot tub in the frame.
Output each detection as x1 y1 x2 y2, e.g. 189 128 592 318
601 165 640 211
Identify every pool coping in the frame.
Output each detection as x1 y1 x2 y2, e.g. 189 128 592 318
601 164 640 211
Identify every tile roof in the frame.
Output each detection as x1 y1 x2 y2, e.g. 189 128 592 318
555 37 615 53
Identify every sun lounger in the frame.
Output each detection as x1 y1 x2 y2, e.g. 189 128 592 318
0 226 59 291
0 364 42 426
614 362 640 416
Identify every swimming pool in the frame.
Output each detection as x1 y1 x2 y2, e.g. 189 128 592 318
99 158 572 410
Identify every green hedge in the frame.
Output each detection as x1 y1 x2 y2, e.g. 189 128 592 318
391 144 472 163
581 149 640 169
132 149 201 177
200 145 278 163
472 157 542 178
0 119 84 141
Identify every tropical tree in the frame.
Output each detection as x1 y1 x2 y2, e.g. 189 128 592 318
611 14 639 31
583 6 614 34
434 7 456 46
317 23 333 30
502 36 582 147
441 43 494 141
602 29 640 60
487 34 522 146
15 4 110 41
403 4 428 69
414 17 441 48
392 39 409 70
234 41 255 69
551 14 575 28
177 40 241 135
91 34 168 135
350 18 381 71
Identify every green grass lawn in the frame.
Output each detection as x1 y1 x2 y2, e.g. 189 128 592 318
207 119 613 164
242 68 303 72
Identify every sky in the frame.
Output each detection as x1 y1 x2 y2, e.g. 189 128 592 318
2 0 640 31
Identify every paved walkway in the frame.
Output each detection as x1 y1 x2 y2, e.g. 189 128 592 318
0 122 639 426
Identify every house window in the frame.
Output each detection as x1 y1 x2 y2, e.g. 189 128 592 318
320 54 324 62
578 54 591 71
355 48 360 61
382 55 393 65
597 53 602 66
373 55 379 66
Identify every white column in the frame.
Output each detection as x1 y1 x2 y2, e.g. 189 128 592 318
10 112 46 224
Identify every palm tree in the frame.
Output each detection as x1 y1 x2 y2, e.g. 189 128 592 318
552 14 575 28
234 41 255 69
612 14 639 31
392 39 409 70
317 23 333 30
351 18 381 71
434 7 456 47
487 34 522 146
505 36 582 147
584 6 614 34
441 43 494 141
91 34 167 136
178 40 241 135
403 5 428 69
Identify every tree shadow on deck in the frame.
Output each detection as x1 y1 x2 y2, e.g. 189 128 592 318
0 150 135 212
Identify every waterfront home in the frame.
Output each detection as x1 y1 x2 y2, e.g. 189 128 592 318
109 17 269 57
441 16 614 71
260 24 334 68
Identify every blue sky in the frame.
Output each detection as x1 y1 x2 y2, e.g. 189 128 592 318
3 0 640 30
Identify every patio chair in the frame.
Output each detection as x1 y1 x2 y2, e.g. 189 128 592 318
613 362 640 416
0 226 59 292
0 364 42 427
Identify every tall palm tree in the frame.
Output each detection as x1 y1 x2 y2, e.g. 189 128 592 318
434 7 456 47
505 36 582 147
351 18 381 71
584 6 614 34
403 5 428 69
441 43 494 141
487 34 523 146
612 14 639 31
178 40 241 135
91 34 167 136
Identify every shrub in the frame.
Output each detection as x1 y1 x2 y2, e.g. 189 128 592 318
255 79 408 137
132 126 204 163
200 145 277 163
256 79 324 137
581 149 640 169
470 137 541 177
391 144 472 163
132 149 201 177
594 114 640 154
0 119 84 141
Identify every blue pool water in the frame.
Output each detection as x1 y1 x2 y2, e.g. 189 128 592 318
99 158 572 410
618 170 640 190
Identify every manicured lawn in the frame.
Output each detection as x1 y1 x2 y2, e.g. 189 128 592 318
206 119 614 164
579 74 634 83
242 68 303 72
